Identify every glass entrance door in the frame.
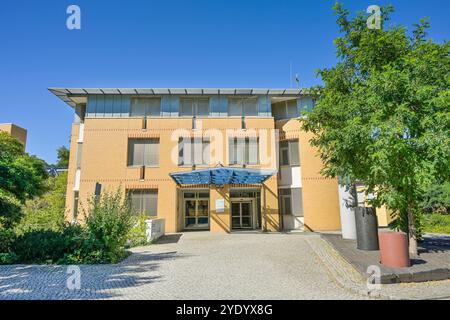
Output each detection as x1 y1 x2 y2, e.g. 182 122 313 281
183 191 209 229
231 201 253 229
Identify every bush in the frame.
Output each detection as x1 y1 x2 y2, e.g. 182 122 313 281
0 227 16 253
127 214 149 248
83 190 133 263
13 224 85 264
423 213 450 234
420 182 450 215
0 252 18 264
0 189 22 229
1 189 141 265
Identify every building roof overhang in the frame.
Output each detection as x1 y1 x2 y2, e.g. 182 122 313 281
48 87 307 108
169 167 276 186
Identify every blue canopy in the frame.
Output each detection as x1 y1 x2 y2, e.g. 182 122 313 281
169 167 276 186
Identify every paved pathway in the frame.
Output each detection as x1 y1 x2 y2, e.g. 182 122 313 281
0 232 364 300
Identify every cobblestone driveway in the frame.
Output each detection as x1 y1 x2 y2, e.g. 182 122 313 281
0 232 365 300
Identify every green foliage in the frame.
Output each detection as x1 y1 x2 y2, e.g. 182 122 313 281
389 209 424 241
422 213 450 234
420 181 450 215
16 172 68 234
56 146 70 168
0 131 23 159
0 189 22 228
0 227 16 253
300 3 450 250
0 132 48 227
1 188 138 265
12 224 85 264
127 214 149 248
0 253 18 264
82 189 134 263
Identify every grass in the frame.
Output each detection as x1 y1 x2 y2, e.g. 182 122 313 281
422 213 450 234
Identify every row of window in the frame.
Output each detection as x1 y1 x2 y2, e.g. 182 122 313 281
130 97 259 117
128 188 301 217
127 138 300 167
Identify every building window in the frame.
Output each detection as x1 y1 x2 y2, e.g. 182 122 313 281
130 98 161 117
129 189 158 216
272 99 298 120
178 137 210 166
76 142 83 169
229 137 259 165
73 191 79 220
228 97 258 116
128 138 159 167
279 188 303 216
180 98 210 116
279 139 300 166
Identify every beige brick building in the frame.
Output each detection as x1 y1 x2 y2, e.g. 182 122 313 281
50 87 350 233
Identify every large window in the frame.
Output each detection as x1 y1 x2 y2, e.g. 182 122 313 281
178 137 210 166
180 98 210 116
130 98 161 117
272 99 298 120
229 137 259 165
228 97 258 116
279 188 303 216
128 139 159 166
279 139 300 166
129 189 158 216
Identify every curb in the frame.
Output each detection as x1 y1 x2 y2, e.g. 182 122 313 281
306 237 450 300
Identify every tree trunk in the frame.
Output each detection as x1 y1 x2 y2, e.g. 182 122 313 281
407 201 418 257
350 183 358 208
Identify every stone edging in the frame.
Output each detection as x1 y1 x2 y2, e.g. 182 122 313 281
306 236 450 300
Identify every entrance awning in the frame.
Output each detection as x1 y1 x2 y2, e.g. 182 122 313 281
169 167 276 186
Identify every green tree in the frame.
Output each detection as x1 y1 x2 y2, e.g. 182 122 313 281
16 172 68 234
300 3 450 256
56 146 70 168
0 132 48 227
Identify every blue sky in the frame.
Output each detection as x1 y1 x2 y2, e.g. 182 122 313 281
0 0 448 164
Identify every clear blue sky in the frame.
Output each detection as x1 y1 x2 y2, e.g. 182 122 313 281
0 0 448 164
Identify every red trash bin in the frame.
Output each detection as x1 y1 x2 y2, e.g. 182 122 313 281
378 231 410 268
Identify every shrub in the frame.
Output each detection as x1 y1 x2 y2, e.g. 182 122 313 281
0 252 18 264
83 190 133 263
0 227 16 253
423 213 450 234
2 189 138 265
127 214 149 248
13 224 85 264
0 189 22 229
420 182 450 215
